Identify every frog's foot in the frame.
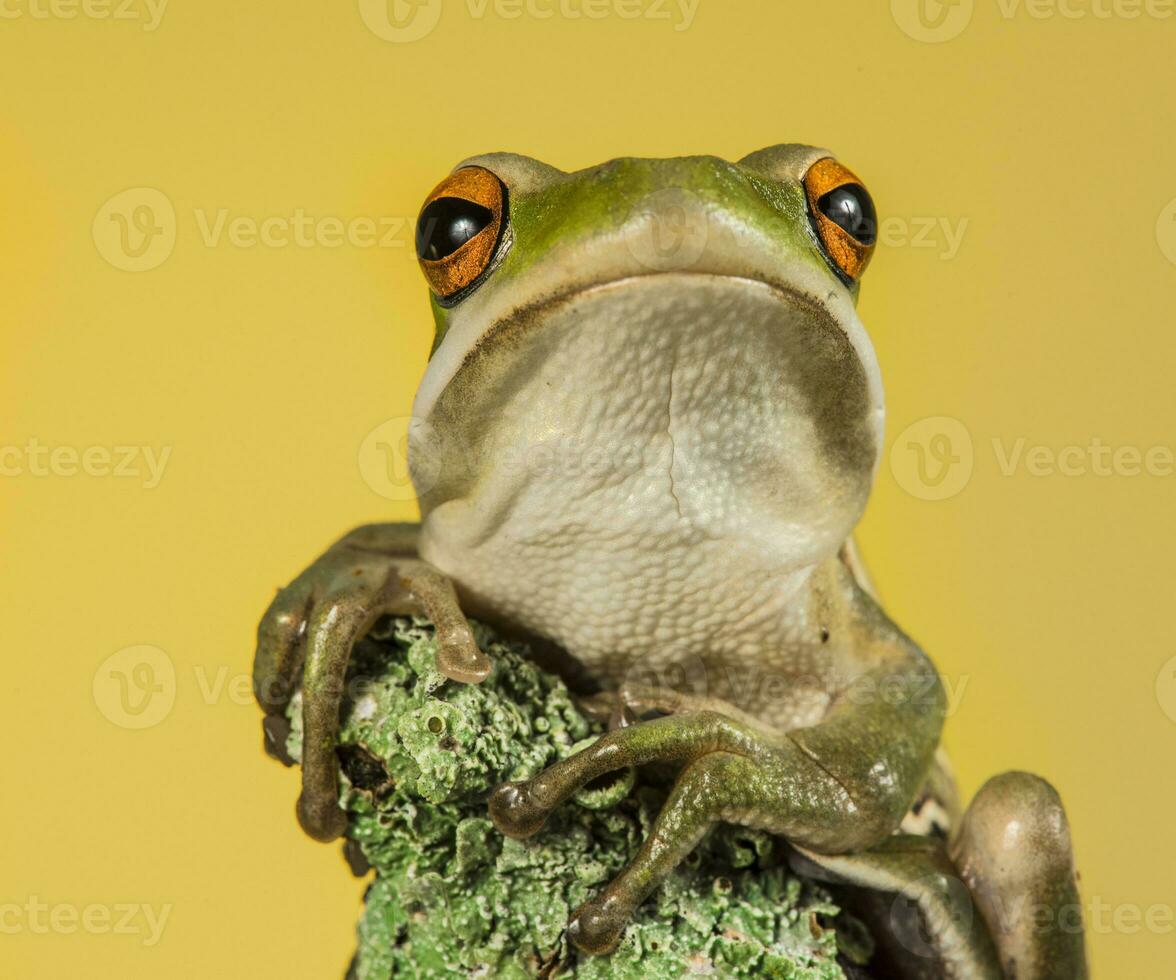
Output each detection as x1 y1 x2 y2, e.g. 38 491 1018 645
796 772 1087 980
952 772 1088 979
489 655 943 955
253 522 490 842
794 836 1004 979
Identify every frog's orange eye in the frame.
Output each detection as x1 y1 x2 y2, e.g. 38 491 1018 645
415 166 508 300
803 158 877 282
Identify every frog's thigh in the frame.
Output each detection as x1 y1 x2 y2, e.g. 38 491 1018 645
950 771 1089 980
795 835 1003 980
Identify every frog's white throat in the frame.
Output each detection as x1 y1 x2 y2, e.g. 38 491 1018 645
411 273 884 662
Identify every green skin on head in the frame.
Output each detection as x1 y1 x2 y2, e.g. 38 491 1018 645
426 152 858 354
254 146 1088 979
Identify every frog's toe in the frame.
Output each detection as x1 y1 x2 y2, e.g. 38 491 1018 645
297 790 348 843
253 582 315 715
567 894 632 956
487 780 551 839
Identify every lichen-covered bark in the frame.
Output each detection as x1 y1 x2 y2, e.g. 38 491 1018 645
284 617 872 979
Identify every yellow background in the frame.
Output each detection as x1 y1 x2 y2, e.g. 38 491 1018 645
2 0 1173 976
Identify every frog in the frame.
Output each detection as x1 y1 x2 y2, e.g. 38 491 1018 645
253 145 1088 979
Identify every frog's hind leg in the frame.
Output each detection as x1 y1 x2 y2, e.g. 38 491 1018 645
796 770 1087 980
950 771 1088 979
794 835 1004 979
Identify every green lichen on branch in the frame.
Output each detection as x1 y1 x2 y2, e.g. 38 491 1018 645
284 617 872 979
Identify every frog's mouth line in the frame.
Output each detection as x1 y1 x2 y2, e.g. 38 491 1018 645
413 270 884 447
464 271 836 373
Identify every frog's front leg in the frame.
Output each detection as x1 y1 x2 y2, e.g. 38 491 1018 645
253 522 491 841
489 644 945 954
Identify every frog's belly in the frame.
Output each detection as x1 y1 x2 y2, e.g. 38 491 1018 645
423 501 818 691
420 509 845 730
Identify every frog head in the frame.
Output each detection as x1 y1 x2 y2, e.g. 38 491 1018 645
408 146 884 572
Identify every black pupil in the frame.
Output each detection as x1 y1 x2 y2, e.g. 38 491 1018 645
415 197 494 261
817 184 877 246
